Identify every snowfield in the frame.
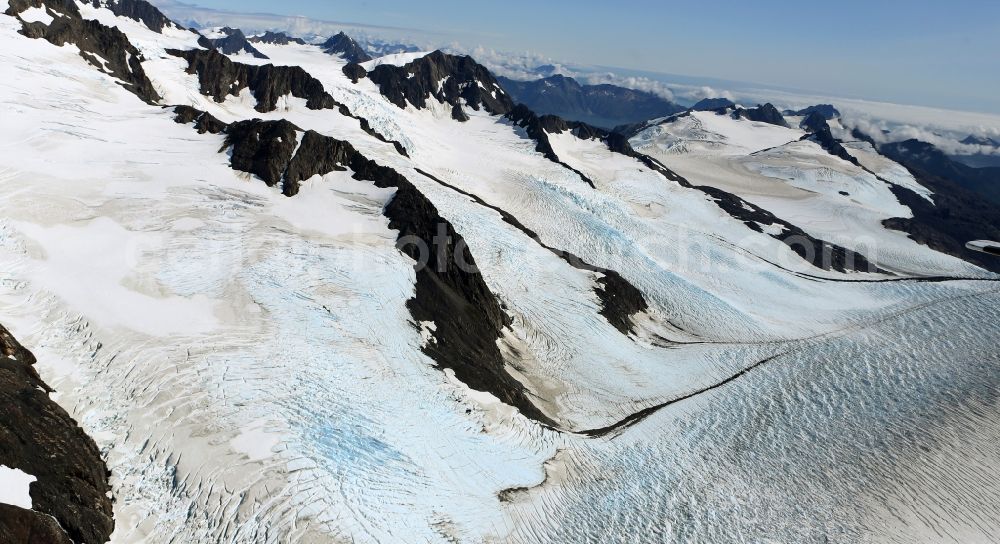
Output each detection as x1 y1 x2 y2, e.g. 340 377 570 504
0 466 36 509
0 2 998 543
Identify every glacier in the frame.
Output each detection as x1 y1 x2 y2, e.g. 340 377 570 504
0 1 998 543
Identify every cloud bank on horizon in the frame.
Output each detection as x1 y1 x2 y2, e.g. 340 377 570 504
150 0 1000 155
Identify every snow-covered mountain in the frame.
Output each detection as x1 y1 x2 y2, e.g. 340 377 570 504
1 1 998 543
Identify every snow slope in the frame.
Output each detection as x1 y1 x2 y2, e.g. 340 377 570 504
1 2 998 543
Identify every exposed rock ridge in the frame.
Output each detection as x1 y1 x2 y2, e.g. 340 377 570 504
6 0 161 103
167 51 407 154
0 323 115 544
350 51 515 121
168 47 334 112
87 0 178 33
172 105 226 134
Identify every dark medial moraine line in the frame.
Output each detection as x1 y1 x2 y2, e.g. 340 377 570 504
0 324 115 544
415 168 648 336
605 138 885 274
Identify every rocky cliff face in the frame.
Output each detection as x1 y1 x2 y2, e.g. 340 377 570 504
357 51 514 121
169 47 338 112
6 0 160 103
0 324 115 544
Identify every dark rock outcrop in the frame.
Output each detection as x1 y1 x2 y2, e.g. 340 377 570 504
497 74 684 129
168 47 338 112
203 27 268 59
223 119 301 191
342 62 367 83
172 105 226 134
87 0 178 33
6 0 161 104
320 32 372 63
363 51 514 120
785 104 840 120
692 97 736 111
736 103 789 127
248 31 306 46
0 324 115 544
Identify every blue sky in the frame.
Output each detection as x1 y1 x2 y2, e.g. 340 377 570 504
166 0 1000 113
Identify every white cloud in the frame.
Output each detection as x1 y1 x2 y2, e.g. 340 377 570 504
840 114 1000 156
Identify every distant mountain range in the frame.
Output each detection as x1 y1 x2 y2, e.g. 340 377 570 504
881 139 1000 205
497 74 685 129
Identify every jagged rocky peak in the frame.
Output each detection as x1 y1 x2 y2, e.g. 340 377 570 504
5 0 161 103
321 31 373 63
201 26 268 59
691 97 736 111
249 30 307 45
87 0 179 33
168 47 338 112
735 103 789 127
357 50 514 121
785 103 841 119
799 110 830 133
